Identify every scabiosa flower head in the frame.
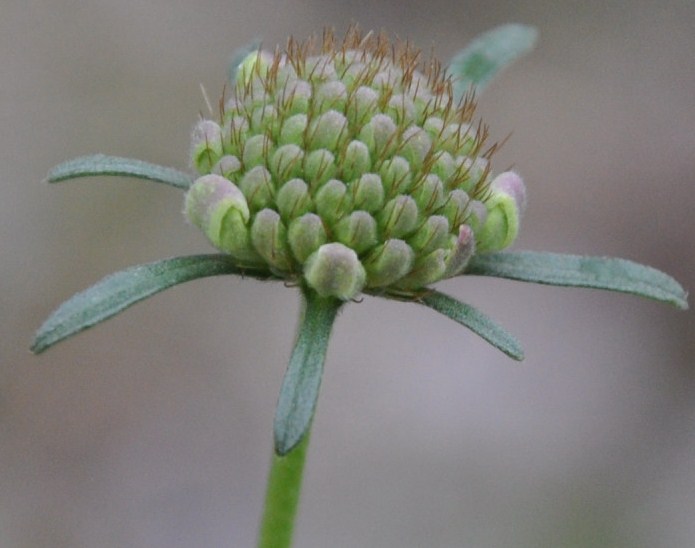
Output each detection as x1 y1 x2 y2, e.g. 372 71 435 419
185 27 527 300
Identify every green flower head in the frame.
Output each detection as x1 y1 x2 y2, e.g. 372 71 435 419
185 27 526 300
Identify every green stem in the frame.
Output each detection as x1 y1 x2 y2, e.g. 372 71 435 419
258 288 342 547
257 431 311 548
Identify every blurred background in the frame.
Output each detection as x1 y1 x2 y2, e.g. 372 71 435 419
2 1 694 546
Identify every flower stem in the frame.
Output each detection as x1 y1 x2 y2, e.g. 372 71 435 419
257 431 311 548
258 288 342 547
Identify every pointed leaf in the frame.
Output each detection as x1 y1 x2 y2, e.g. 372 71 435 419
274 290 342 456
467 251 689 310
420 290 524 361
450 23 538 97
47 154 194 189
32 254 272 354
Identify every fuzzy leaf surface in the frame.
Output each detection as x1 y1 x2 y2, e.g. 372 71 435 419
450 23 538 97
47 154 194 189
420 291 524 360
467 251 689 310
31 255 271 353
274 290 342 456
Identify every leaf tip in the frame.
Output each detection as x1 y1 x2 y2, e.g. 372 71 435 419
675 292 689 311
29 335 48 355
273 427 302 457
509 347 525 362
44 163 67 184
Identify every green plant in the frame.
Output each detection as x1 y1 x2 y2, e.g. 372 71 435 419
32 24 687 548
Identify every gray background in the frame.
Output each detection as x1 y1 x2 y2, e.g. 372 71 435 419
2 1 694 546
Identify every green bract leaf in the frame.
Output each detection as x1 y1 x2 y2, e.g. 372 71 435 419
31 254 273 354
467 251 689 310
274 290 342 456
450 23 538 97
420 290 524 361
47 154 194 189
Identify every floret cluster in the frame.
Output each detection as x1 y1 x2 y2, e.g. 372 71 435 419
185 28 526 299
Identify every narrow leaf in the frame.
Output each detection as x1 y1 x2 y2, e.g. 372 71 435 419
47 154 194 189
467 251 689 310
32 254 272 354
274 290 342 456
420 290 524 361
450 23 538 97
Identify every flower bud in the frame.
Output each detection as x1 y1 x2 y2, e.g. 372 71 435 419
466 200 488 233
223 97 242 114
239 166 274 212
334 211 378 254
372 67 402 89
341 140 371 182
378 195 419 239
491 170 527 212
380 156 412 195
184 174 258 263
359 114 397 157
288 213 328 263
476 171 526 252
303 149 337 189
242 134 273 170
304 243 366 300
440 189 470 228
278 113 308 146
236 67 271 110
407 215 449 254
212 155 242 179
363 239 415 288
431 150 456 187
351 173 385 213
315 179 352 225
270 144 304 184
185 174 250 235
440 123 475 155
275 61 298 87
339 55 367 90
423 116 445 140
314 81 348 113
444 225 475 276
396 249 447 289
236 50 274 87
250 105 279 134
346 86 379 127
222 116 249 157
386 94 415 125
278 79 312 115
307 110 349 151
458 156 488 193
251 209 292 272
276 178 313 221
191 120 224 173
305 56 337 83
412 174 445 213
399 126 432 171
